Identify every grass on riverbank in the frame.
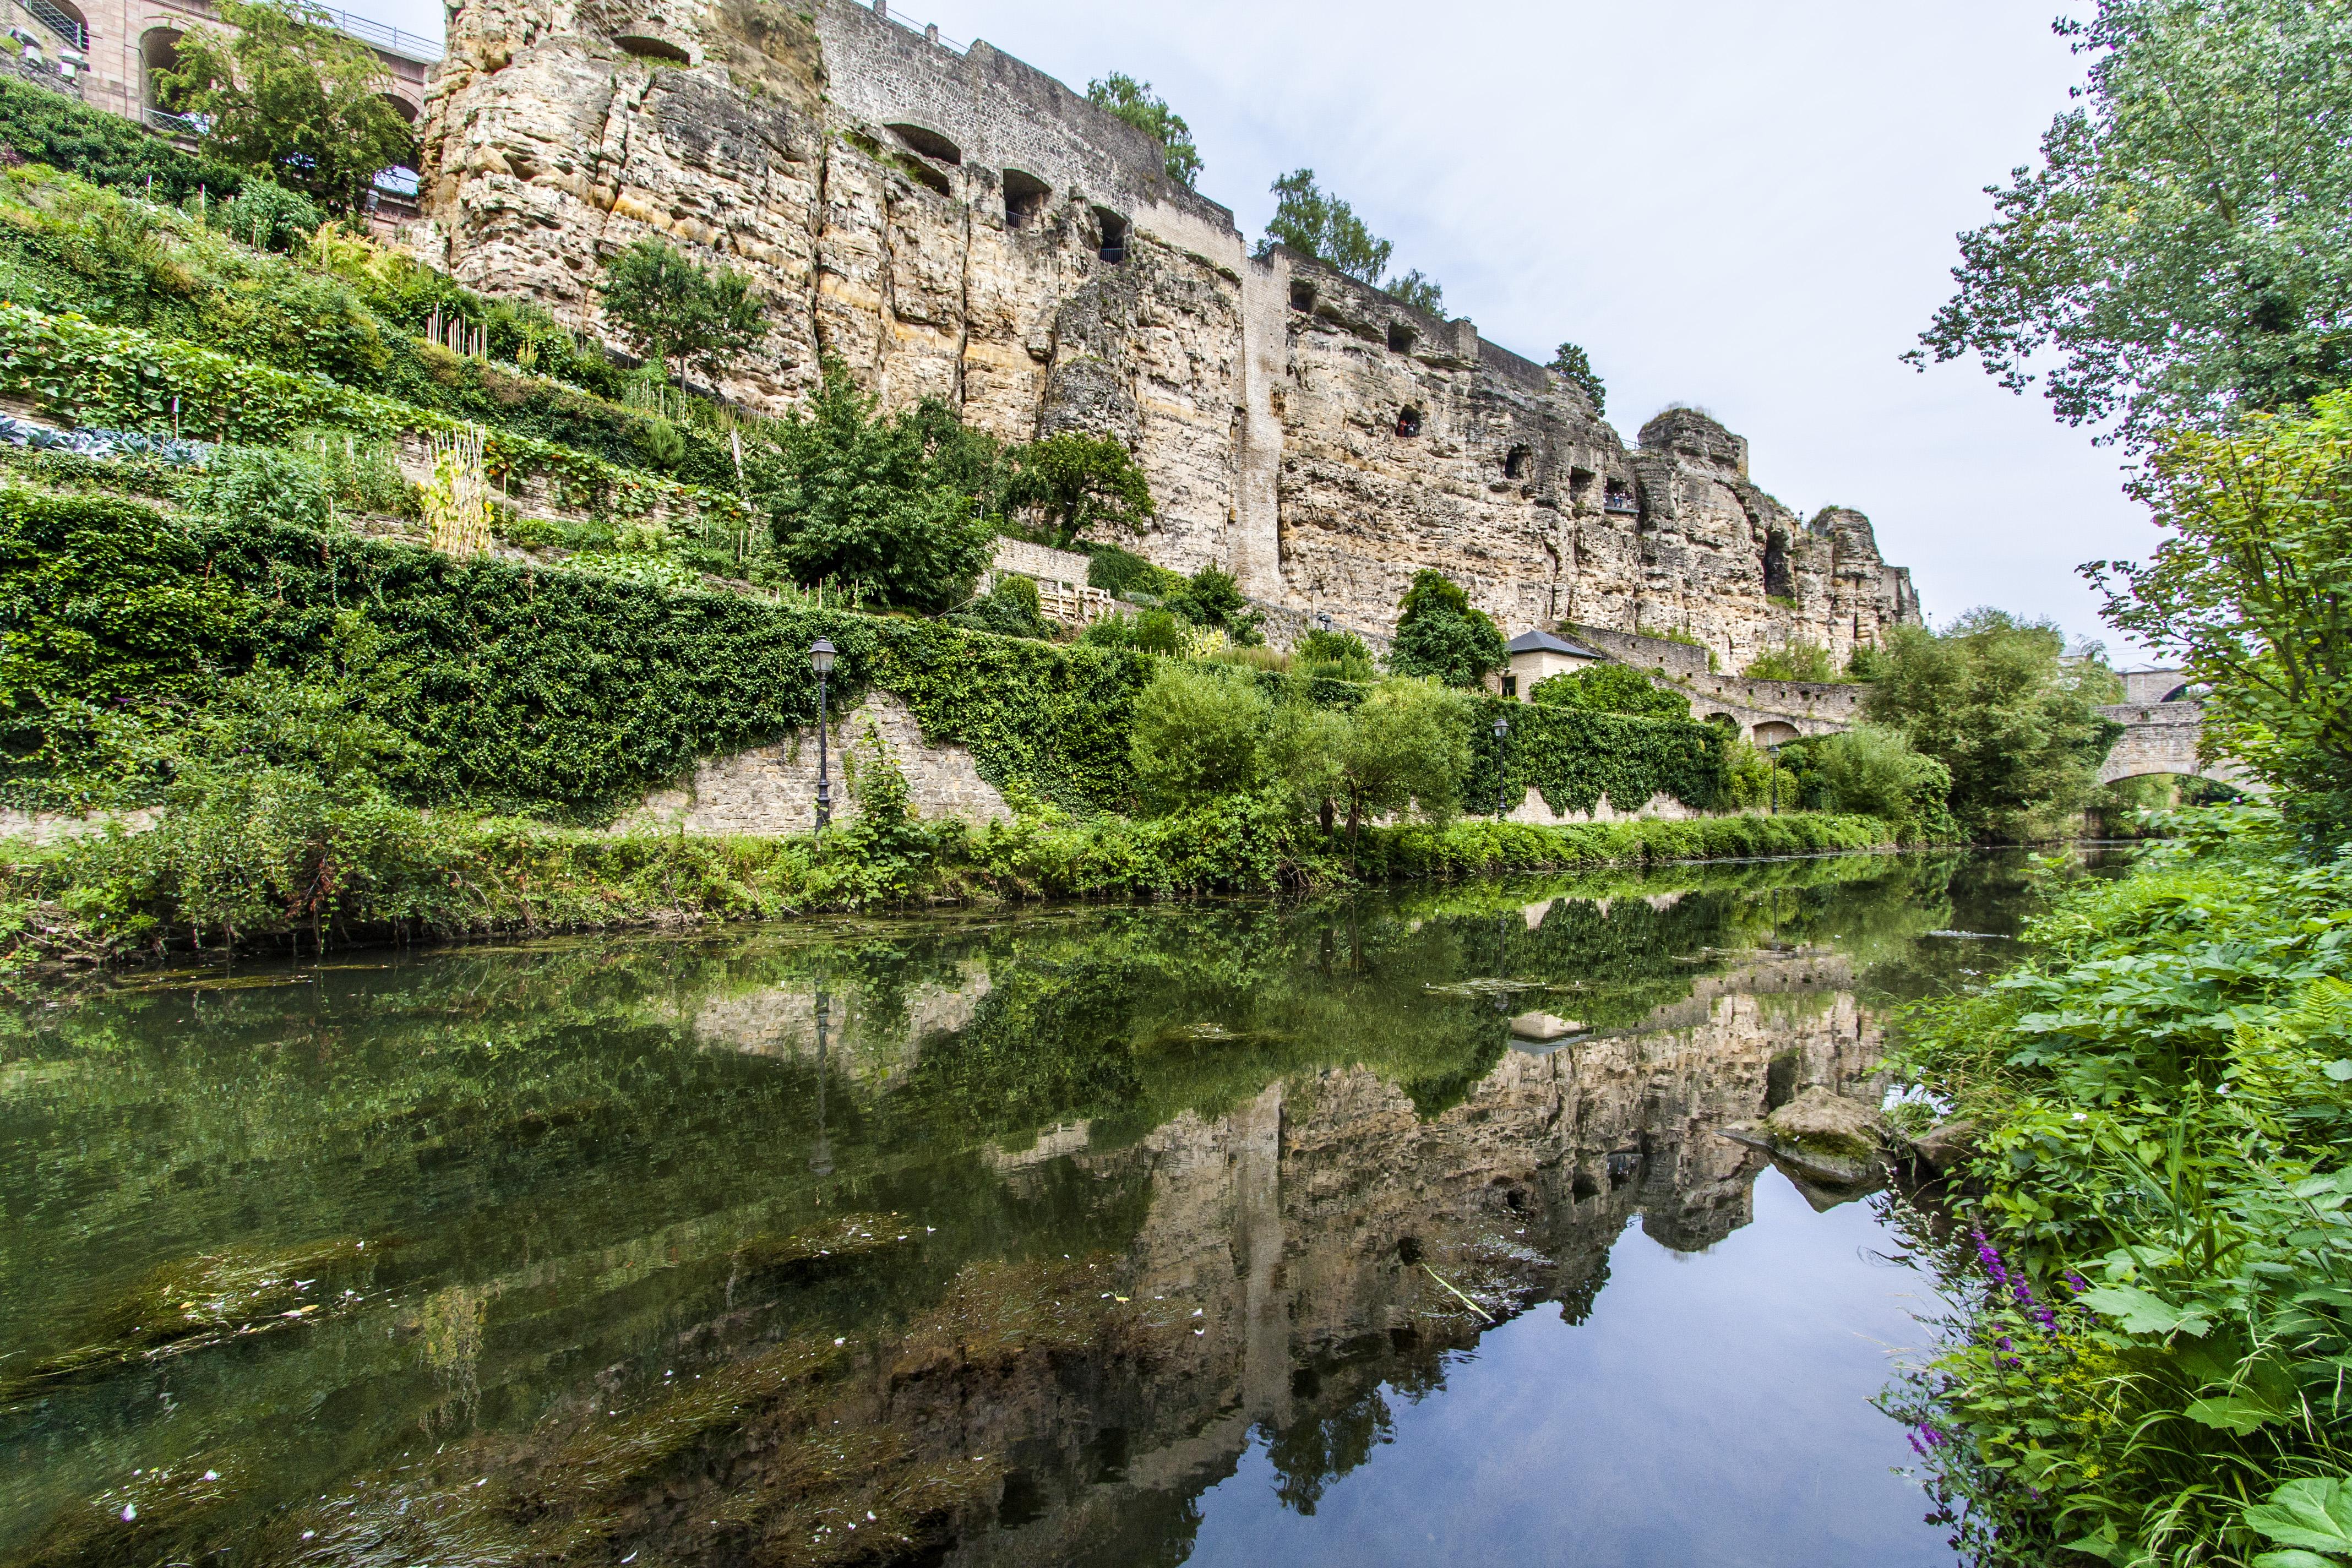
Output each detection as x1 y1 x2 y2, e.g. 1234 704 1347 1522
0 785 1895 968
1886 805 2352 1567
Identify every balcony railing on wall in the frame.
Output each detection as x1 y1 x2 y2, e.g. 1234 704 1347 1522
14 0 86 50
310 3 441 62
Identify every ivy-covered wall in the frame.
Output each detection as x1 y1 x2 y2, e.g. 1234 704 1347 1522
0 484 1734 823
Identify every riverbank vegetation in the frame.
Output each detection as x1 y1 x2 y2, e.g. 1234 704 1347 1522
1891 0 2352 1551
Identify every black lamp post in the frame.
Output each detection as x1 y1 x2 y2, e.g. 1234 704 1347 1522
1493 713 1510 819
1768 743 1781 815
810 638 836 834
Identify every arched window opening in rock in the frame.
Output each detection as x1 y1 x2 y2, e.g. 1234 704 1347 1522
1387 322 1416 354
1001 168 1049 229
378 91 419 124
1762 530 1794 600
1602 480 1638 516
1395 405 1424 438
1289 279 1316 312
1093 207 1129 263
886 123 962 165
615 33 692 62
1504 444 1531 480
1567 467 1596 507
1754 720 1801 747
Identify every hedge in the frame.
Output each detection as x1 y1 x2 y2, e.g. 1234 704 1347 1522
0 78 250 204
0 304 754 529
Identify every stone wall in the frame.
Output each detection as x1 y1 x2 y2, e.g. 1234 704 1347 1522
617 689 1011 835
415 0 1922 666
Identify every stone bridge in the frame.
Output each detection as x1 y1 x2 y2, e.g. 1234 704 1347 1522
2094 668 2257 791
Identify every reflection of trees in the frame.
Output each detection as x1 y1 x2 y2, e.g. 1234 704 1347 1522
0 849 2024 1565
1266 1387 1395 1515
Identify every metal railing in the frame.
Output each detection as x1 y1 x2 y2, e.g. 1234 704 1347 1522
308 3 442 62
144 105 208 136
372 164 418 197
13 0 85 50
868 0 967 55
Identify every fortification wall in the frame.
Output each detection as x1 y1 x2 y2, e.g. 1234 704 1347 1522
413 0 1921 665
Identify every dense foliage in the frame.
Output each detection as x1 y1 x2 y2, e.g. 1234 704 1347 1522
1889 812 2352 1567
1529 661 1690 718
1084 74 1201 189
1387 569 1505 689
2089 390 2352 848
1742 640 1843 682
1910 0 2352 448
0 79 252 203
1864 609 2120 840
758 363 996 612
156 0 417 213
1003 431 1154 546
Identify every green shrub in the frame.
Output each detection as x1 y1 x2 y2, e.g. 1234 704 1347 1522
214 180 323 253
1809 723 1953 831
0 79 251 203
1295 628 1375 681
950 574 1056 642
1741 640 1839 682
1529 661 1690 718
1472 698 1730 818
1082 608 1186 656
1129 661 1271 813
184 444 331 530
761 361 997 611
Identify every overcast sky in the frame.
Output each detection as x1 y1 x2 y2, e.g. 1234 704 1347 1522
387 0 2155 655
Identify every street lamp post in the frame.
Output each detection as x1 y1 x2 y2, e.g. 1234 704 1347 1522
1316 611 1333 636
809 988 834 1178
1493 714 1510 819
1768 743 1781 815
810 639 836 834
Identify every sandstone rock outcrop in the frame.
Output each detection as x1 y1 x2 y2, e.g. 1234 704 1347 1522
417 0 1921 667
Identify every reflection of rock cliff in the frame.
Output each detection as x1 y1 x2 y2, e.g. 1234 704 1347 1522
416 0 1919 664
945 952 1881 1564
303 949 1883 1567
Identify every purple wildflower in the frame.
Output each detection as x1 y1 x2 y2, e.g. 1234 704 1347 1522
1974 1230 2010 1289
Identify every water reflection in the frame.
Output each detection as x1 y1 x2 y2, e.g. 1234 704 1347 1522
0 851 2043 1565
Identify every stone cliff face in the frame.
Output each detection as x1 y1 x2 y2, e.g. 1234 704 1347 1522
416 0 1921 666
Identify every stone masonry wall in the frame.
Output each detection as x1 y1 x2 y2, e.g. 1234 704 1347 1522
415 0 1922 667
618 689 1010 835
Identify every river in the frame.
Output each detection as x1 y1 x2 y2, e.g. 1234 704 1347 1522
0 850 2055 1565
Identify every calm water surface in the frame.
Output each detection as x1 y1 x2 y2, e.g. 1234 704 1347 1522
0 851 2059 1565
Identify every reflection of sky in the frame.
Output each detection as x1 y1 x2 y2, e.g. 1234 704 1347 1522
1184 1168 1950 1568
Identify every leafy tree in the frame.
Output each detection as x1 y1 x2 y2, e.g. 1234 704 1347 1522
1259 169 1449 312
1907 0 2352 448
1330 679 1472 837
759 361 997 612
154 0 416 213
1387 269 1444 315
1086 73 1202 189
1004 432 1155 546
1528 662 1689 718
1741 640 1841 682
2087 389 2352 844
1129 662 1269 812
1863 608 2121 840
597 237 765 385
1259 168 1391 284
1387 569 1505 689
1548 342 1606 414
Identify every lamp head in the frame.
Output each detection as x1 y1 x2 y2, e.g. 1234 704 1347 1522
1493 715 1509 738
809 638 837 676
